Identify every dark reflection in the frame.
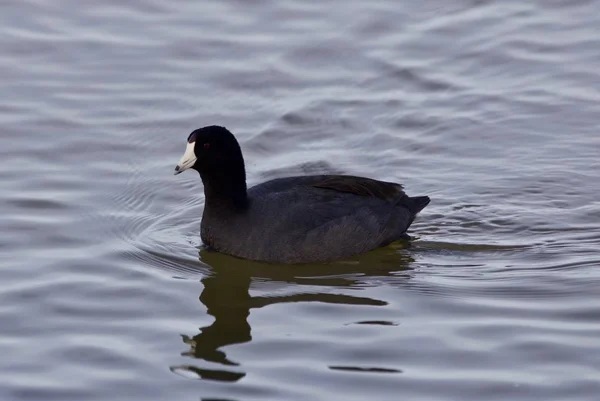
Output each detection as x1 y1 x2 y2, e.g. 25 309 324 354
352 320 399 326
174 244 414 382
170 364 245 382
329 365 402 374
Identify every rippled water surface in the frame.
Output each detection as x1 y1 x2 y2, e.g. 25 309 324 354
1 1 600 400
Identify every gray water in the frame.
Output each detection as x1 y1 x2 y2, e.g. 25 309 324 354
1 1 600 400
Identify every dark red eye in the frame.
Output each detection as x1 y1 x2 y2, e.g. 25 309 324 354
203 143 210 149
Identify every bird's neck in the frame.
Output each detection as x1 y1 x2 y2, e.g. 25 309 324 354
200 167 248 211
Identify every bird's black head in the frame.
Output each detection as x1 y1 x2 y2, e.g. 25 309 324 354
174 125 244 175
174 125 247 208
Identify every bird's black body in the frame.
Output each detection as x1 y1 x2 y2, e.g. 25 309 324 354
175 126 430 264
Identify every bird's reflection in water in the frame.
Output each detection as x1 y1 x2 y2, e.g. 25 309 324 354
171 243 414 382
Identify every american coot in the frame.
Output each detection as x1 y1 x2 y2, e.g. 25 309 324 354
174 126 430 264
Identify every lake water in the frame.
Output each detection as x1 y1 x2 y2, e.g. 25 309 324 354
1 1 599 400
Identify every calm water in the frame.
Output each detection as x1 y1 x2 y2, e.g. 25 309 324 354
1 1 600 400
